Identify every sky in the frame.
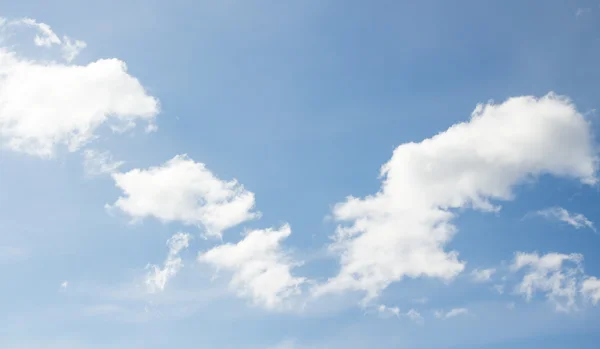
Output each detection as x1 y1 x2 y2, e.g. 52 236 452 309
1 0 600 348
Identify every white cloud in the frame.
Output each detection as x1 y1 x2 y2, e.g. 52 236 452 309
198 224 306 310
108 155 259 238
0 50 159 157
434 307 468 319
83 149 124 176
511 252 584 312
534 207 595 231
316 93 597 300
581 277 600 305
60 281 68 289
146 232 191 293
471 268 496 283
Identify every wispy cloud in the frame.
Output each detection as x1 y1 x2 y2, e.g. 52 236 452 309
533 207 595 232
434 308 468 319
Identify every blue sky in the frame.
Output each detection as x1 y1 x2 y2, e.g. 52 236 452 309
1 1 600 348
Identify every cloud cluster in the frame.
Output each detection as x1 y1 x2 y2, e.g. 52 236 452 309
316 94 597 300
7 15 600 320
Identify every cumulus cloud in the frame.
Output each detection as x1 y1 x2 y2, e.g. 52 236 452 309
108 155 259 238
146 232 191 293
83 150 124 176
0 18 158 157
198 224 306 310
471 268 496 283
434 308 468 319
581 277 600 305
316 93 597 300
511 252 584 312
534 207 595 231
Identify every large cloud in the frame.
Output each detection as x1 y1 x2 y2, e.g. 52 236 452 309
0 18 158 157
316 93 597 300
108 155 259 238
198 224 306 310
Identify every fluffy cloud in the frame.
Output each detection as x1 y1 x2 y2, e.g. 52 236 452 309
83 150 124 176
146 232 191 293
198 224 306 310
534 207 595 231
511 252 584 312
0 18 158 157
434 308 468 319
581 277 600 305
109 155 259 238
316 93 597 300
471 268 496 283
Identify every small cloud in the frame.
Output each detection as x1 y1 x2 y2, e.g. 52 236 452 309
60 281 68 289
471 268 496 283
83 150 124 177
506 302 516 310
0 246 29 262
576 8 591 17
376 304 401 318
533 207 595 232
412 297 428 304
581 277 600 305
435 307 468 319
405 309 424 325
493 284 505 295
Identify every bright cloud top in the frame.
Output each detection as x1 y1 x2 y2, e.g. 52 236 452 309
109 155 259 238
198 224 306 310
535 207 596 231
511 252 585 312
146 232 192 293
316 93 597 300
